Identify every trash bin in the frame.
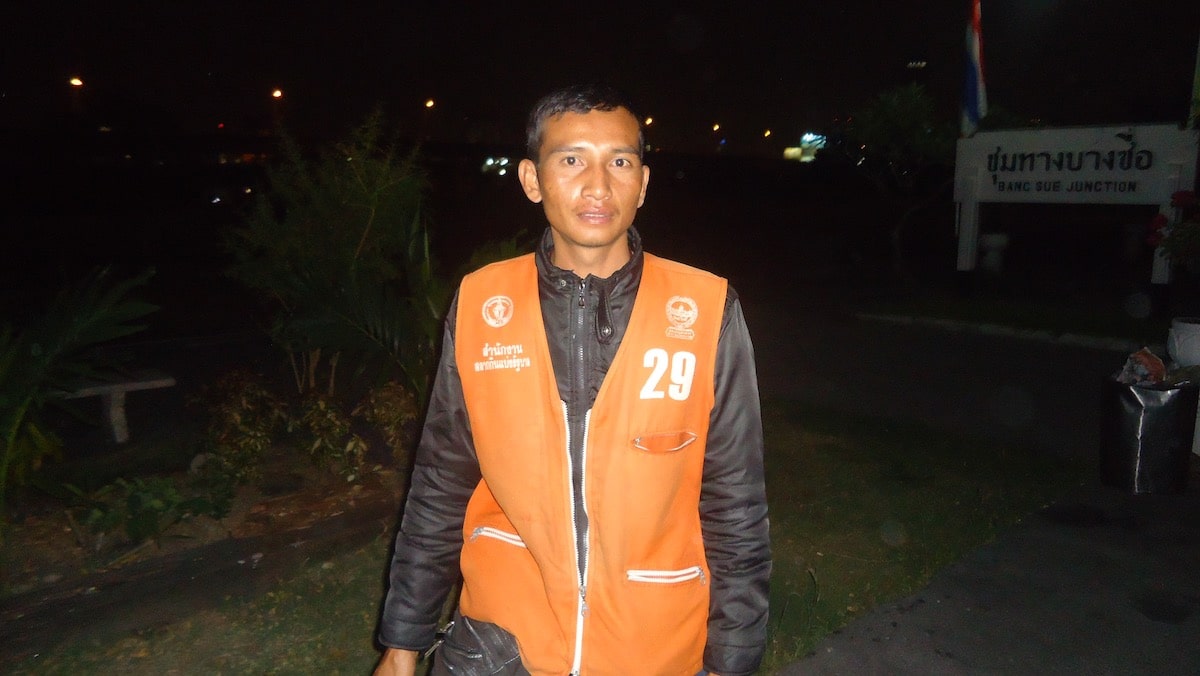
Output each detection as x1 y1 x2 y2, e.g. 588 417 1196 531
1099 378 1199 494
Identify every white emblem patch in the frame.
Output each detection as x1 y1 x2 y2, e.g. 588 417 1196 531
665 296 698 340
482 295 514 328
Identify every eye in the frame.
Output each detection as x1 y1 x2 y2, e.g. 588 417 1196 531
563 156 579 166
613 158 629 167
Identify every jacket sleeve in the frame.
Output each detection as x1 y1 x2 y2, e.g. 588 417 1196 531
377 297 482 650
701 290 772 676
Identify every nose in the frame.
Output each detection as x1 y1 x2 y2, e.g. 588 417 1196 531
581 164 611 200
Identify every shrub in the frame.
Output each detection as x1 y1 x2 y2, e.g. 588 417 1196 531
352 380 420 468
194 369 289 484
65 473 234 553
291 393 368 481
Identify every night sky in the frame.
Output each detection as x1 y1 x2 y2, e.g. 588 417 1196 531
4 1 1199 153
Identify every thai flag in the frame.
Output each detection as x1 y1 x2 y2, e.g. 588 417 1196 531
961 0 987 137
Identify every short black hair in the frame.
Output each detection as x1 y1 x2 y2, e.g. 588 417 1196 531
525 83 644 161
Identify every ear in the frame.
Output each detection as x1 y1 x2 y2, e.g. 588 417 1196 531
637 164 650 208
518 159 543 204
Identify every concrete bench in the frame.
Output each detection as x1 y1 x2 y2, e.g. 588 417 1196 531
60 370 177 444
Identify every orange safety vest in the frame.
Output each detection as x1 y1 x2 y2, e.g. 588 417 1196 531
454 253 727 675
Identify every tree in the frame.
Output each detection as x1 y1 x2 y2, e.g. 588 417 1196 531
844 84 957 282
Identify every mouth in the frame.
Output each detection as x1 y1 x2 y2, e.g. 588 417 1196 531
578 209 614 224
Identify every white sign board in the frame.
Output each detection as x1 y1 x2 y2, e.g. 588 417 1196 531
954 124 1198 282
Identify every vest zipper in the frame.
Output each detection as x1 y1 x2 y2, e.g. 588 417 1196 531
573 410 593 675
567 275 592 675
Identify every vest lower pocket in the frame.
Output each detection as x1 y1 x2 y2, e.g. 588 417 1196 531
470 526 527 548
631 430 698 453
625 566 706 585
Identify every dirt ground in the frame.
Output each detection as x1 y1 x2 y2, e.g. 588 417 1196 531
1 460 401 598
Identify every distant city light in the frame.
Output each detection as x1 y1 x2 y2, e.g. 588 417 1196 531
481 156 512 176
763 129 772 138
69 77 83 87
271 89 283 99
783 132 828 163
425 99 435 108
644 117 654 126
906 60 927 69
712 123 720 132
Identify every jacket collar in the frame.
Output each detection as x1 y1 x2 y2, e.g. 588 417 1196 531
534 226 644 294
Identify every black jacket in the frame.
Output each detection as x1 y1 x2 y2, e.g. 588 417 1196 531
379 227 771 675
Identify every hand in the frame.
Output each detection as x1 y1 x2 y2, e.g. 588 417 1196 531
373 647 419 676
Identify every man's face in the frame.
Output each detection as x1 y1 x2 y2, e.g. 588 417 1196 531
518 108 649 270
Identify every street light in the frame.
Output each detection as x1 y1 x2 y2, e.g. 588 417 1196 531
272 89 284 99
424 98 435 109
68 76 85 117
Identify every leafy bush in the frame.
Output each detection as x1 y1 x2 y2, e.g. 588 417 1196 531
65 473 234 552
291 393 368 481
193 369 289 484
352 380 420 467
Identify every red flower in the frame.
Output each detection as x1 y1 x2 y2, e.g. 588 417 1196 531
1146 213 1169 246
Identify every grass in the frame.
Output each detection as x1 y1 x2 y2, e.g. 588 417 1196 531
8 399 1086 675
758 398 1085 670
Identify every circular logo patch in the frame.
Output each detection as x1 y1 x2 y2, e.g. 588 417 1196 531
665 296 698 330
482 295 514 328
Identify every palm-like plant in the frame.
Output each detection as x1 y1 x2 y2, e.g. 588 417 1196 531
0 267 157 527
226 110 447 404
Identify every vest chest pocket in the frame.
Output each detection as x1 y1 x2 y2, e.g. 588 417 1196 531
632 430 697 454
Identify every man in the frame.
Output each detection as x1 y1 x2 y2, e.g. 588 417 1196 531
375 84 770 676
